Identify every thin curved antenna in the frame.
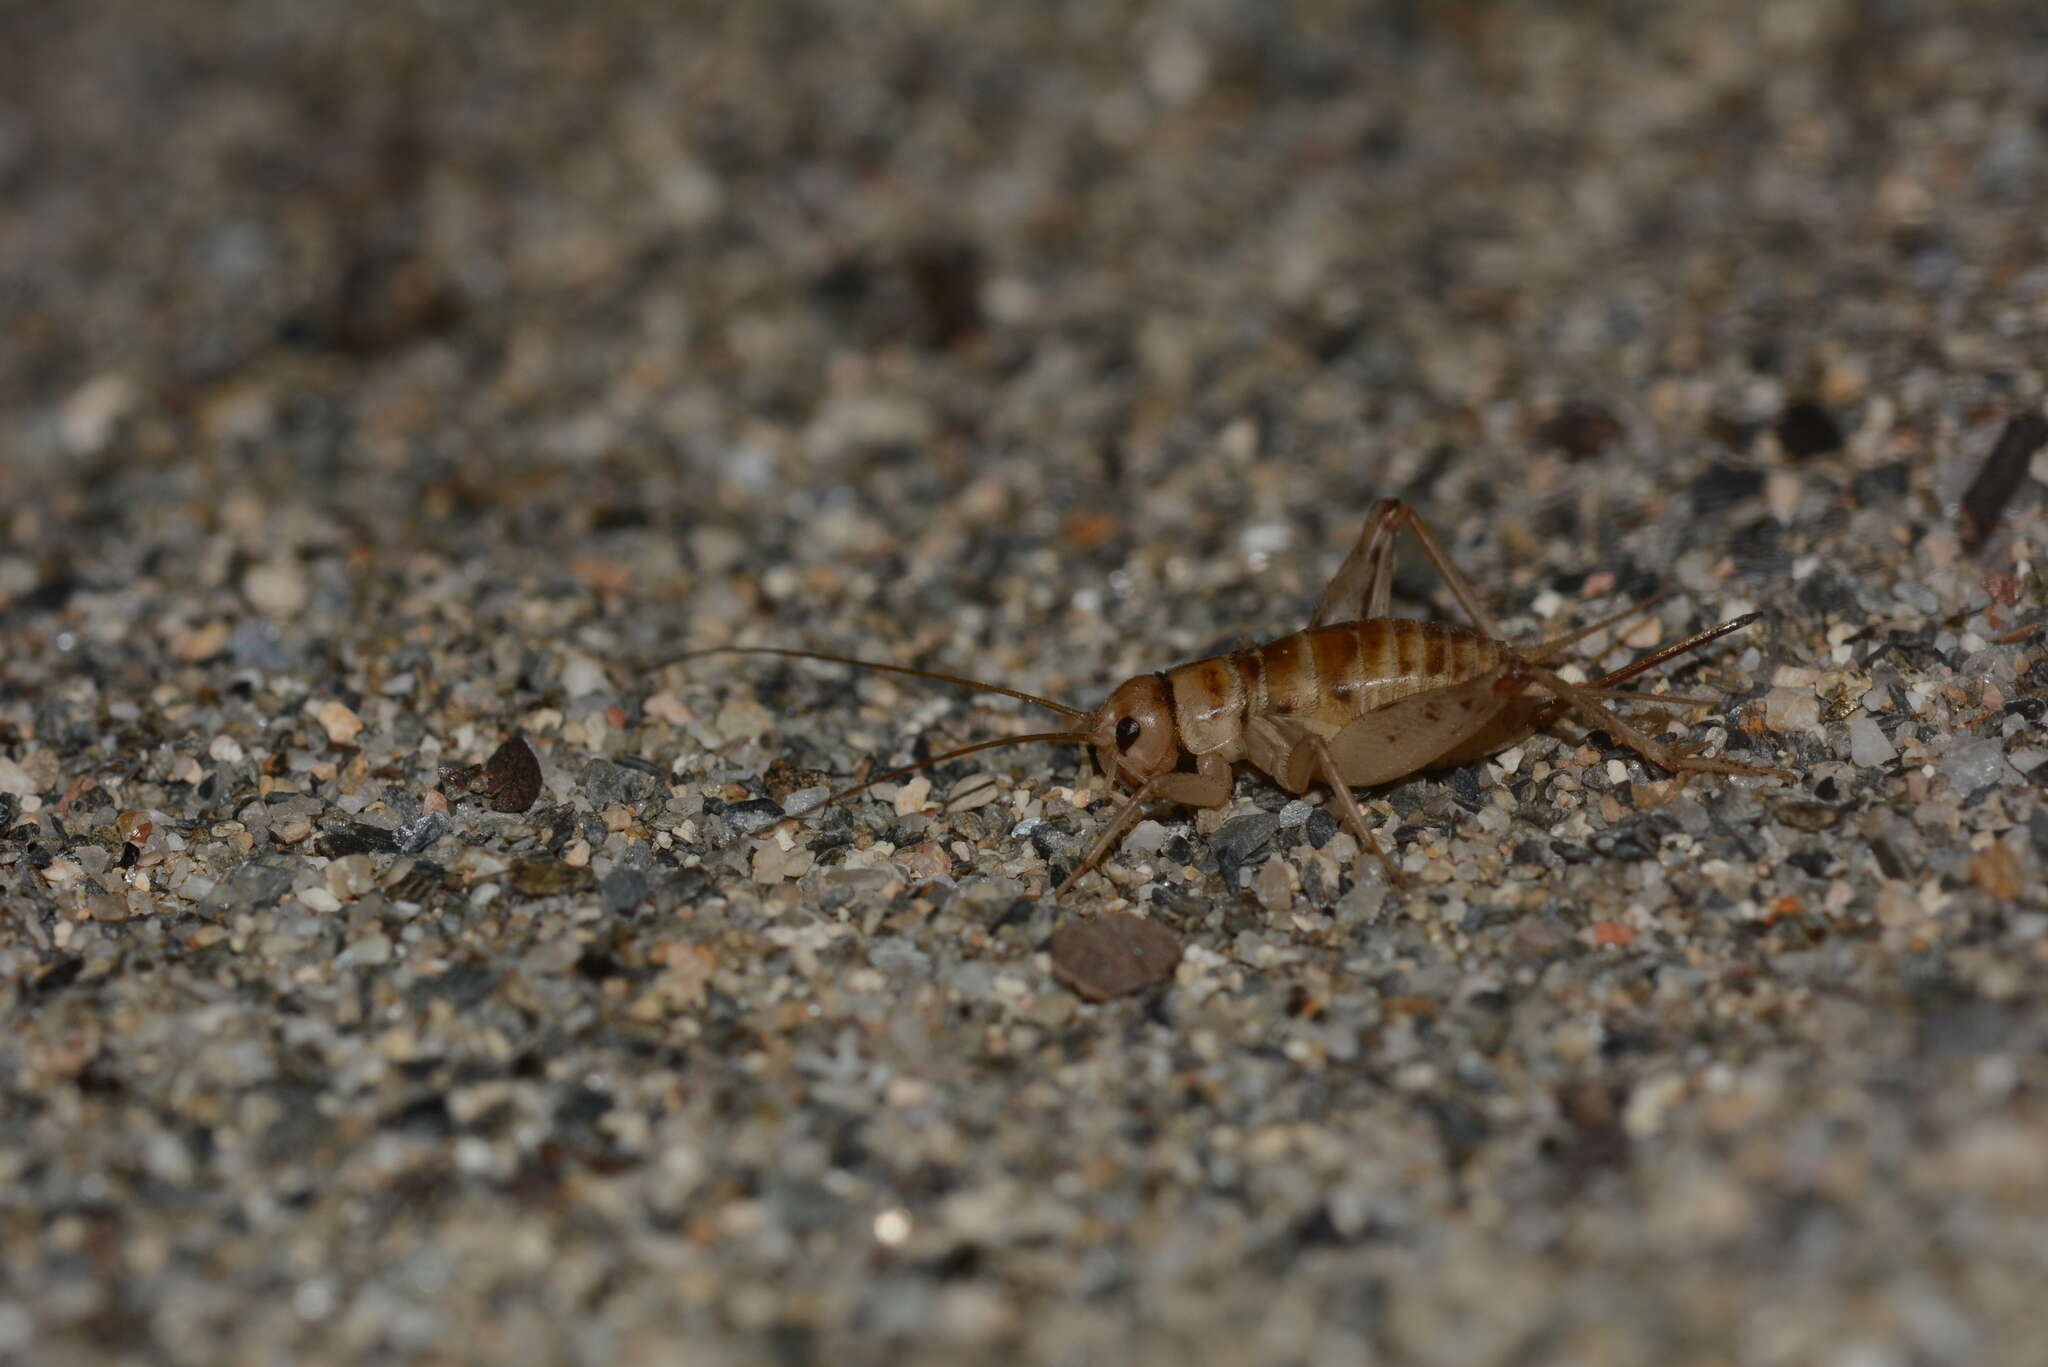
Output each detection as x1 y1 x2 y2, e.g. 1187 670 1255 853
657 645 1085 719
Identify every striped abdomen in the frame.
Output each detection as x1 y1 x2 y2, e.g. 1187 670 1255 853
1165 619 1504 753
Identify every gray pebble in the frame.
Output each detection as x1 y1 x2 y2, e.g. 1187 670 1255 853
1848 716 1898 767
599 867 653 915
198 859 296 914
1210 812 1281 875
1941 737 2009 796
394 810 451 855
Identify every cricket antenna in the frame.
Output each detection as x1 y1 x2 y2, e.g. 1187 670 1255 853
656 646 1086 719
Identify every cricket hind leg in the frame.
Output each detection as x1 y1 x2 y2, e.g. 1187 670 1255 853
1310 498 1499 638
1520 663 1792 783
1426 686 1720 771
1528 611 1768 730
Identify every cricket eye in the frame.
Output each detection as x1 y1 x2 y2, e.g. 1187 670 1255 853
1115 716 1142 752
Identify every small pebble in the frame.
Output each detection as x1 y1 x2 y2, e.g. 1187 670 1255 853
1211 812 1281 872
60 372 137 454
1941 738 2009 797
1050 913 1183 1002
316 701 365 745
893 775 933 816
482 735 543 812
562 655 611 698
1847 717 1897 767
944 773 1003 812
39 857 84 886
1124 820 1170 855
897 840 951 881
345 932 394 966
1763 687 1822 734
242 560 309 617
714 698 774 741
326 855 376 900
1255 856 1293 916
644 691 693 725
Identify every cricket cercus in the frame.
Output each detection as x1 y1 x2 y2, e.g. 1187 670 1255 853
674 499 1791 897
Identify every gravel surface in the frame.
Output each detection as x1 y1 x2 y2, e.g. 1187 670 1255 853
4 3 2047 1363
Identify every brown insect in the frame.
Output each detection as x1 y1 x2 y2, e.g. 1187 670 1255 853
675 499 1790 897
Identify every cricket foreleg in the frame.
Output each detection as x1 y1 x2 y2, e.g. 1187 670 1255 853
1054 751 1232 899
1246 718 1405 888
1301 734 1404 887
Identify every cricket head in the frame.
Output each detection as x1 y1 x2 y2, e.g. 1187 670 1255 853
1089 673 1180 787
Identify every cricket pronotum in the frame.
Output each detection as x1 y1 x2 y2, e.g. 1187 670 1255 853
670 499 1791 897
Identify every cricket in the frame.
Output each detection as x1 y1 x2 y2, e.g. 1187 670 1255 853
675 499 1793 897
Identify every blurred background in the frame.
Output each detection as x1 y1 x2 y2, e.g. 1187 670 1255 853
9 0 2041 675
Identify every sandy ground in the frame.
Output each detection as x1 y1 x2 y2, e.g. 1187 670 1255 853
3 2 2047 1363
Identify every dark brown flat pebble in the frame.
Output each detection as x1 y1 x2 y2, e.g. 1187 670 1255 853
1050 912 1184 1002
483 734 544 813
